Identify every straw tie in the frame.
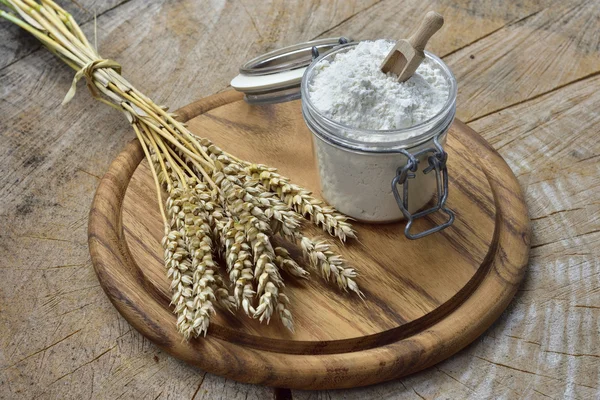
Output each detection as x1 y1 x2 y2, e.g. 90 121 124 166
62 58 122 105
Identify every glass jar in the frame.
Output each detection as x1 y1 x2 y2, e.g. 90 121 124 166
301 43 457 239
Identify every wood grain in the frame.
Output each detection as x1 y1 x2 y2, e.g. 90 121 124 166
2 0 599 398
322 0 600 121
0 0 128 70
88 91 529 389
0 0 383 398
445 1 600 122
320 0 551 56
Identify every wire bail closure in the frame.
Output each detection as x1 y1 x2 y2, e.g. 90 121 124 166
391 133 455 240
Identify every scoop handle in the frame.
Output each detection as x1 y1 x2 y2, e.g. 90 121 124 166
408 11 444 51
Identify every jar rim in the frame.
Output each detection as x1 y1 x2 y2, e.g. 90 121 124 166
301 41 457 152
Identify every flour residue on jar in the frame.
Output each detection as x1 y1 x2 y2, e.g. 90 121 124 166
313 139 438 222
308 39 450 134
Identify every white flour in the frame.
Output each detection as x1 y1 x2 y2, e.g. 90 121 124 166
305 40 453 222
308 40 449 131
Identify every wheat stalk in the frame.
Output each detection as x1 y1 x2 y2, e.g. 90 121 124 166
1 0 364 340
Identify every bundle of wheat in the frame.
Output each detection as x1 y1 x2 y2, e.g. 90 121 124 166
0 0 362 339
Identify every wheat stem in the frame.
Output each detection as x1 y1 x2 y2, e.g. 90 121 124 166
133 123 168 230
142 124 172 188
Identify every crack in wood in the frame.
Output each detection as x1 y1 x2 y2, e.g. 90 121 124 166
314 0 385 39
530 208 584 221
532 388 554 399
435 366 476 393
441 9 543 59
474 355 599 390
574 304 600 310
2 329 82 370
503 334 541 346
77 167 102 180
466 70 600 124
543 350 600 359
412 388 428 400
0 0 134 71
190 372 207 400
48 344 117 386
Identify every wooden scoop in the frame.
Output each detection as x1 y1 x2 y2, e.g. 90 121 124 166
381 11 444 82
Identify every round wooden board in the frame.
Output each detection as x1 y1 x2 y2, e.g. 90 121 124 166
88 91 530 390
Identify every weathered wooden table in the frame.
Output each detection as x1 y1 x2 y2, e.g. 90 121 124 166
1 1 598 398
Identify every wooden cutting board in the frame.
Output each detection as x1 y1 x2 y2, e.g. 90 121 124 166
88 90 530 390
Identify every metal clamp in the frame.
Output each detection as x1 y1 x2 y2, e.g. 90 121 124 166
391 134 455 240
